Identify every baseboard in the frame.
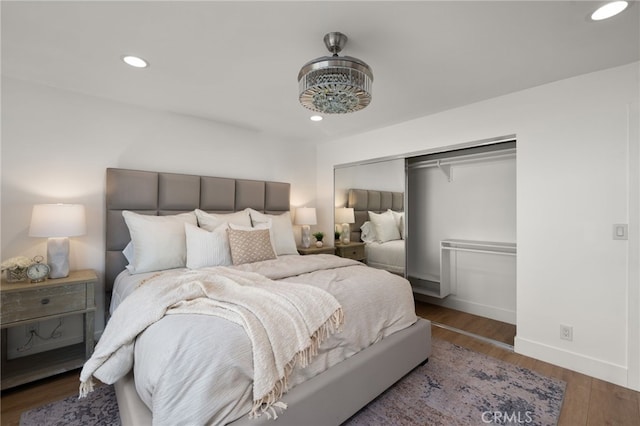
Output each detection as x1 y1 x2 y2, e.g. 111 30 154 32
515 336 629 388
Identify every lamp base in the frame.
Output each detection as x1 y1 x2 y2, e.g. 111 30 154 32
47 237 70 279
341 223 351 245
301 225 312 248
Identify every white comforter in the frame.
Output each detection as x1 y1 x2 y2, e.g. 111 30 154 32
365 239 405 275
111 255 417 426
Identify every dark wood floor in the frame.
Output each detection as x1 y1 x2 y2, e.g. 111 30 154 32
415 301 516 346
1 302 639 425
417 301 640 426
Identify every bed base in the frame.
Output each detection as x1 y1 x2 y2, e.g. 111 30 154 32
115 318 431 426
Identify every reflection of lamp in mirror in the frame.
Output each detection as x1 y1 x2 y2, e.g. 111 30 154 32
335 207 355 245
29 204 86 279
294 207 317 248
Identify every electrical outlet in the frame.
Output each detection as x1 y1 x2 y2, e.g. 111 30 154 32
26 323 39 338
560 324 573 341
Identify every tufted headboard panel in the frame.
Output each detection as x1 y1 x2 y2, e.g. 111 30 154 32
105 168 290 304
347 189 403 243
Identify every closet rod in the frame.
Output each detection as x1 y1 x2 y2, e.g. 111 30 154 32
408 148 516 170
440 246 517 256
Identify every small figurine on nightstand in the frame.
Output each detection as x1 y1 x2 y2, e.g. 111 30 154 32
313 232 325 248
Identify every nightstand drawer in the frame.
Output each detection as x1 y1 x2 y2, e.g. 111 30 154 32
1 284 87 324
297 246 336 255
337 244 366 261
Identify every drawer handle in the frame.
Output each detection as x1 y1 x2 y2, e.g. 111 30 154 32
41 298 50 305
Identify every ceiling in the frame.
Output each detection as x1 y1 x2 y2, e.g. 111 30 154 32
2 1 639 145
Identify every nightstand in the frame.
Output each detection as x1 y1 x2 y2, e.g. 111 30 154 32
335 242 366 262
0 269 97 389
297 246 336 255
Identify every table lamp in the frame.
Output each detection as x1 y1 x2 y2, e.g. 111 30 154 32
29 204 86 278
294 207 317 248
335 207 355 244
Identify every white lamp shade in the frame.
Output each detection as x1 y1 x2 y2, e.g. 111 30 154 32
294 207 317 226
29 204 86 237
335 207 355 224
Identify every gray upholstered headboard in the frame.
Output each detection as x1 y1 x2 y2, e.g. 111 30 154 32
347 189 403 243
105 168 290 308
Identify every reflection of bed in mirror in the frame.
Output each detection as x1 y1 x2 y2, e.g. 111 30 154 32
347 188 405 275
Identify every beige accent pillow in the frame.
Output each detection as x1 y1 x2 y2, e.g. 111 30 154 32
227 228 276 265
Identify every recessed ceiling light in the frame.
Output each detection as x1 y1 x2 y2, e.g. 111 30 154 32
591 1 628 21
310 115 323 122
122 55 149 68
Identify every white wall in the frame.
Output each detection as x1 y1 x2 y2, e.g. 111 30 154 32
316 62 640 390
1 77 316 352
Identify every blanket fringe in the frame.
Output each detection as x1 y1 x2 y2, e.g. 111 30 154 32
78 378 94 399
249 306 344 419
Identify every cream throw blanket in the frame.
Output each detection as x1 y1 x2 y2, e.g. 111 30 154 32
79 267 344 418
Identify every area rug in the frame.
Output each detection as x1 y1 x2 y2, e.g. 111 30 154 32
343 339 566 426
19 384 118 426
20 338 565 426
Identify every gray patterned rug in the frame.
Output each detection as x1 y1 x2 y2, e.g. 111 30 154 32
20 339 565 426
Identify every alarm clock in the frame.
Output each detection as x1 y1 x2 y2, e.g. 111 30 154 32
26 255 50 283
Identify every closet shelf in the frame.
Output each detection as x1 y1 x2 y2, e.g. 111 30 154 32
408 277 442 298
438 239 517 300
408 148 516 183
440 239 516 256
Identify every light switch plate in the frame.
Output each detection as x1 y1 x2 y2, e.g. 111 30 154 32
613 224 628 240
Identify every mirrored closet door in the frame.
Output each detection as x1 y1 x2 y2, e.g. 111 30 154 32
334 159 406 275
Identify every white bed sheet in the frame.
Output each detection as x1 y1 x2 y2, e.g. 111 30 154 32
108 254 416 426
365 239 405 275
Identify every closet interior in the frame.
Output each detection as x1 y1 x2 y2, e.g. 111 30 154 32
406 141 517 329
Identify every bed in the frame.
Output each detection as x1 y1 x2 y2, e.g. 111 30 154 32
96 168 430 425
347 189 406 275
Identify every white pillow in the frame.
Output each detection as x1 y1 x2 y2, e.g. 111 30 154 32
122 211 197 274
360 221 377 243
195 209 251 231
248 209 298 256
185 223 232 269
123 241 134 264
388 210 405 240
368 210 401 243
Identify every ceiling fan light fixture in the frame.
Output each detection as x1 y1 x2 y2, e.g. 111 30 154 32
298 32 373 114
